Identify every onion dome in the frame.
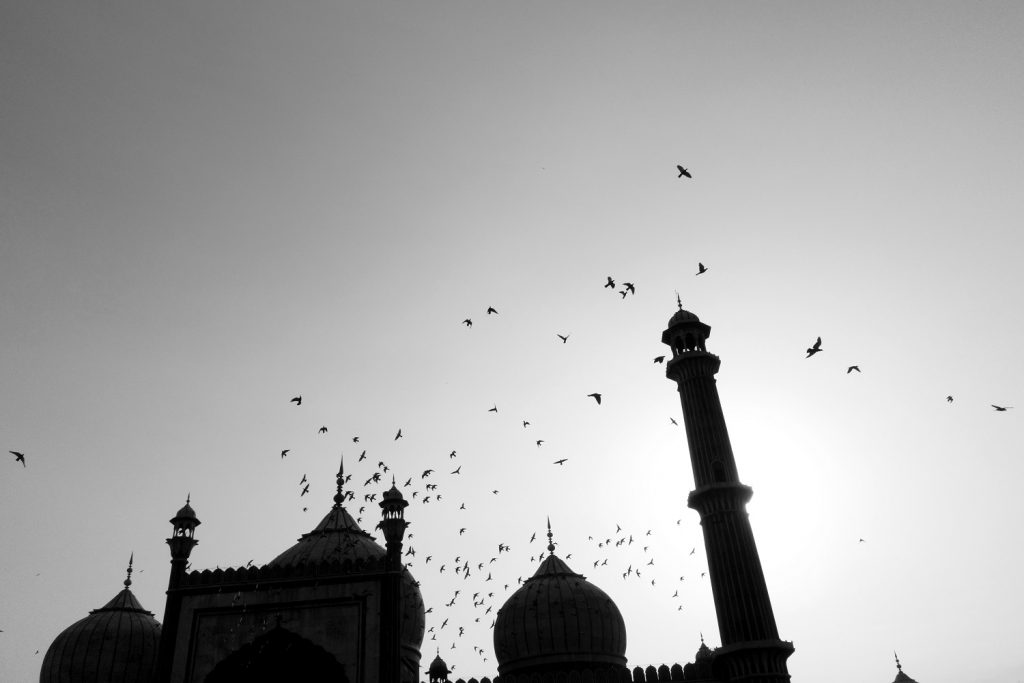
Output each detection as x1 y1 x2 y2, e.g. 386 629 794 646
682 633 715 680
493 522 627 676
40 556 161 683
171 495 199 526
668 308 700 327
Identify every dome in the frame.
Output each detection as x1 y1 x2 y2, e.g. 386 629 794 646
428 650 450 678
493 552 627 676
40 585 161 683
668 308 700 327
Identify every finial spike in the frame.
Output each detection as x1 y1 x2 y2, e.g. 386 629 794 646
894 651 901 671
124 552 134 588
700 631 704 645
546 516 555 553
334 454 345 507
676 291 683 310
186 492 190 505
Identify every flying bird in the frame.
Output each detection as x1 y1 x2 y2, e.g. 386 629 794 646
11 451 26 467
536 440 544 447
352 436 359 443
670 417 678 426
522 420 530 428
358 450 367 461
299 474 307 485
395 429 403 440
676 165 692 178
847 365 861 373
300 484 310 497
553 459 568 465
451 466 462 475
488 405 498 413
623 282 636 294
653 355 665 363
556 334 569 343
696 262 708 275
587 393 602 405
486 307 498 315
946 396 954 403
422 469 434 478
462 319 472 327
604 276 615 289
992 405 1013 411
290 396 302 405
280 449 289 459
805 337 823 358
449 450 457 458
318 426 328 434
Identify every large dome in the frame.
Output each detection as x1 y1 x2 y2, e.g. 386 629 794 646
493 552 627 676
40 583 160 683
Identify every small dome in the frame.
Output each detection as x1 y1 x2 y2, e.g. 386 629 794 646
668 308 700 327
428 651 450 677
493 553 627 676
383 483 404 502
40 587 161 683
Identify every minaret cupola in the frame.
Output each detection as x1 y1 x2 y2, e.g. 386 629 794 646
167 495 200 562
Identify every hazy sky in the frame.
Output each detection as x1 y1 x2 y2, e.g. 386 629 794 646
2 3 1023 682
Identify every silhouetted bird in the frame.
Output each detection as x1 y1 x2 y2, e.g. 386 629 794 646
587 393 602 405
847 365 861 373
806 337 823 358
670 417 678 426
487 307 498 315
280 449 289 458
300 484 309 496
290 396 302 405
488 405 498 413
536 440 544 447
553 459 568 465
11 451 26 467
463 319 472 327
422 469 434 478
696 262 708 275
358 450 367 461
451 466 461 475
677 165 692 178
947 396 954 403
619 290 627 299
449 450 457 458
604 276 616 288
859 538 866 543
492 490 499 495
318 426 328 434
653 355 665 363
299 474 307 485
352 436 359 443
623 282 635 294
556 334 569 343
522 420 530 428
992 405 1013 411
395 429 403 439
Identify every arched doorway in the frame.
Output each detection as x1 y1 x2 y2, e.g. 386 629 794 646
205 626 348 683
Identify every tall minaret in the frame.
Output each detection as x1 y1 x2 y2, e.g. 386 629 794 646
662 300 794 683
155 495 201 683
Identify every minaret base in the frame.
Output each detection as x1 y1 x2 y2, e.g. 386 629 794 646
713 639 794 683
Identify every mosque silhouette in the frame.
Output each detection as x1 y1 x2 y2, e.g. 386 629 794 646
39 307 917 683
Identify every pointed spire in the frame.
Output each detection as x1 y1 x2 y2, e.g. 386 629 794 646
700 631 705 645
124 552 134 588
676 291 683 310
186 492 190 505
333 454 345 507
546 516 555 553
894 651 902 672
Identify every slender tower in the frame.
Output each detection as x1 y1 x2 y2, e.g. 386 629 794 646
662 301 793 682
155 495 201 683
379 474 410 683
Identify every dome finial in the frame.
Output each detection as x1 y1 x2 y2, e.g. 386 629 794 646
676 291 683 310
700 631 704 645
546 516 555 553
894 651 901 672
186 492 190 505
124 552 134 588
333 455 345 507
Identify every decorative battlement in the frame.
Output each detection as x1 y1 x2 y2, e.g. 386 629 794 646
180 554 390 588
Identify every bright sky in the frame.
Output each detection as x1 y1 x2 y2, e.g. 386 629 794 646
2 3 1023 682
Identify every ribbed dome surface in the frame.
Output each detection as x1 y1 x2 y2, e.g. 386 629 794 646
40 588 160 683
493 553 627 676
668 308 700 327
267 505 386 567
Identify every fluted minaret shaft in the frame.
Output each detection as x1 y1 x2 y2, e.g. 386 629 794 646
663 309 792 683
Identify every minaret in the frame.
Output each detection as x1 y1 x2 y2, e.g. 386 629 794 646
379 473 410 683
155 495 201 683
662 300 793 682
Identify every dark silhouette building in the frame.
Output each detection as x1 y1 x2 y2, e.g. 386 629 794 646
42 305 932 682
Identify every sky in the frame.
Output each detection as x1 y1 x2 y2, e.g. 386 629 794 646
2 2 1023 682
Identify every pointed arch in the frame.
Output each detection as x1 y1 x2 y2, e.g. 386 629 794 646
205 626 348 683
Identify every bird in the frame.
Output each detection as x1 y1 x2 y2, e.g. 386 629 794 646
451 466 462 475
522 420 530 428
459 528 467 536
553 459 568 465
395 429 403 440
280 449 289 459
676 165 692 178
492 490 499 495
486 307 498 315
946 395 954 403
623 282 636 294
670 417 678 426
299 474 307 485
536 440 544 447
300 484 310 496
11 451 26 467
858 538 866 543
422 469 434 478
352 436 359 443
318 426 328 434
992 405 1014 411
604 276 615 289
290 396 302 405
689 547 696 555
449 450 457 458
847 365 861 373
358 450 367 461
805 337 823 358
587 393 602 405
696 262 708 275
653 355 665 363
488 405 498 413
556 334 569 344
462 319 473 327
404 477 412 486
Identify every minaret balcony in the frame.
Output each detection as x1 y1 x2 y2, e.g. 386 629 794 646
687 482 754 518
